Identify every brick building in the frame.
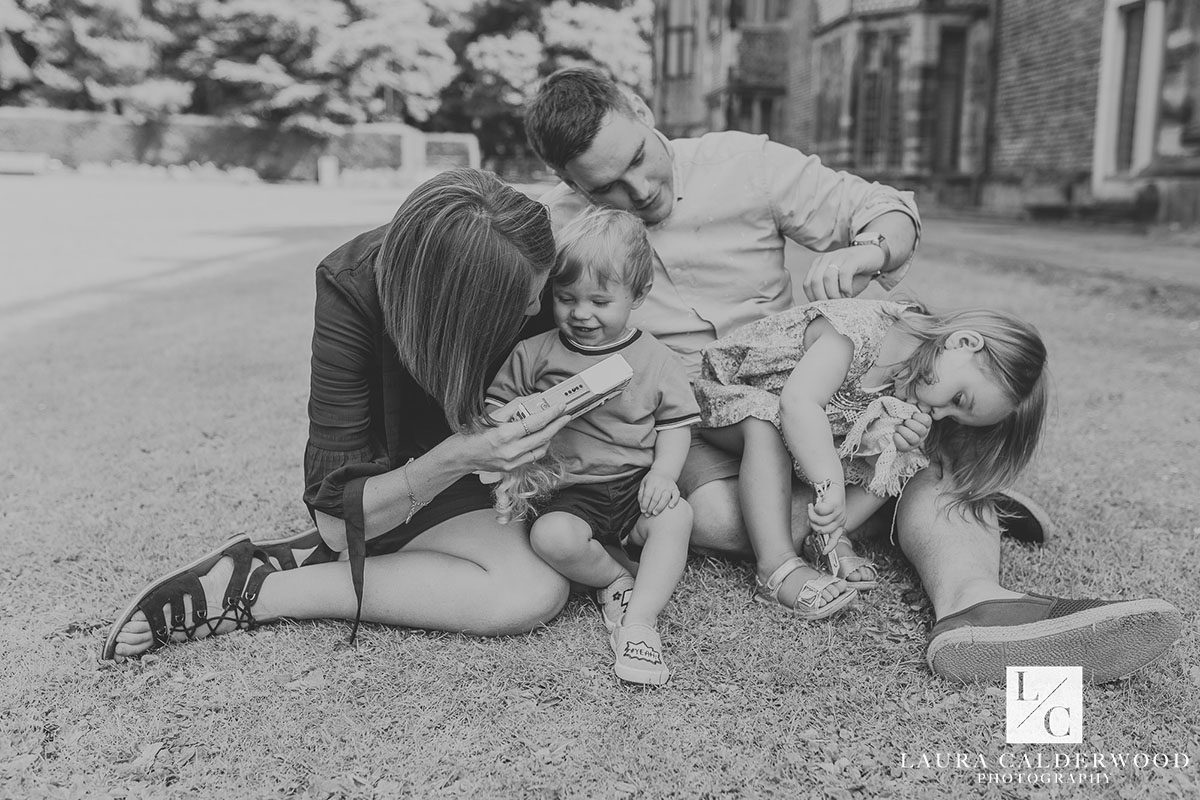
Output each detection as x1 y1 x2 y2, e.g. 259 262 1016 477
990 0 1200 225
652 0 792 139
651 0 1200 225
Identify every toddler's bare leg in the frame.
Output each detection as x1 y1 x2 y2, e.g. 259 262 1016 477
622 501 692 628
529 512 629 588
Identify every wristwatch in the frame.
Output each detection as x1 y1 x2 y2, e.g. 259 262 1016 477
850 232 890 277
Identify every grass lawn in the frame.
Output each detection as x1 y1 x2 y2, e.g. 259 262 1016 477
1 182 1197 799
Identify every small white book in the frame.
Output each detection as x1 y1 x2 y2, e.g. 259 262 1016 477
477 354 634 485
512 353 633 421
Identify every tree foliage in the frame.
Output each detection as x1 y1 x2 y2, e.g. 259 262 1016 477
1 0 651 149
436 0 652 162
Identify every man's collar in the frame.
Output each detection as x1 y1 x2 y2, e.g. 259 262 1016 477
654 128 684 206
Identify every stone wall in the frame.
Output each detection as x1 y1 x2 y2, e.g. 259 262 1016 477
0 107 478 181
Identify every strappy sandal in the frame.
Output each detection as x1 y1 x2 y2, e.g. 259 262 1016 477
248 527 337 571
802 535 878 591
752 556 858 620
101 536 276 660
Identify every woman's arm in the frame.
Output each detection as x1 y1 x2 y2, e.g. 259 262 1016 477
316 400 570 549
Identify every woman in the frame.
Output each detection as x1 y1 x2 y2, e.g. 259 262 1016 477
104 168 572 659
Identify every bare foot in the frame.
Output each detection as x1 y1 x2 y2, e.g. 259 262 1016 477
111 555 267 660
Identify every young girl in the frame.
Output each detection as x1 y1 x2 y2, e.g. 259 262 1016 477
694 299 1047 618
486 208 700 686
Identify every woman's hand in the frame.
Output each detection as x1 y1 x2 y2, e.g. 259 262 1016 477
463 396 571 473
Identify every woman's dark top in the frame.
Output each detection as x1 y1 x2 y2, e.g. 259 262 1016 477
301 223 553 636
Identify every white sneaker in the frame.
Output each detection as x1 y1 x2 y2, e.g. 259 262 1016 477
596 573 635 632
610 622 670 686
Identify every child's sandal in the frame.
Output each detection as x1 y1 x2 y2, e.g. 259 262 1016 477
752 556 857 620
803 536 879 591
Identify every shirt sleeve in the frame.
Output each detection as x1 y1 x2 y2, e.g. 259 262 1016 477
485 340 535 410
651 347 702 432
760 139 921 289
303 270 390 522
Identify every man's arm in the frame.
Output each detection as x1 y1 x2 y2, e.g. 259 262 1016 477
804 210 919 301
762 139 920 300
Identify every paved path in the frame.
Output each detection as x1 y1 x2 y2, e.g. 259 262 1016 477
0 174 403 338
3 174 1196 343
920 216 1200 293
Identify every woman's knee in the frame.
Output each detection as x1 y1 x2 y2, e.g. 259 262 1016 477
474 557 569 635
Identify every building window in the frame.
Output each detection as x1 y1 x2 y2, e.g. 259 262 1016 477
854 29 905 172
664 0 697 79
730 92 783 137
814 38 844 146
933 27 967 174
763 0 790 23
1115 2 1146 171
665 27 695 78
1157 0 1200 157
1096 0 1200 189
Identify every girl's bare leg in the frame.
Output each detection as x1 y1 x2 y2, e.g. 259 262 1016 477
822 485 889 582
707 421 846 607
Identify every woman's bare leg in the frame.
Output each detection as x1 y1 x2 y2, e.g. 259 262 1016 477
111 510 569 657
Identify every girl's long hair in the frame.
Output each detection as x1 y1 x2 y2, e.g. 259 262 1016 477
890 304 1048 522
375 168 555 430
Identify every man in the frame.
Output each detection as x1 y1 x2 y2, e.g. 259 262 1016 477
524 67 1182 684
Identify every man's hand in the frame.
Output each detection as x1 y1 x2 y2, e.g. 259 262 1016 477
638 470 681 517
893 411 932 453
802 245 887 301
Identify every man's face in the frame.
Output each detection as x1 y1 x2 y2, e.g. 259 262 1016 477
559 112 675 225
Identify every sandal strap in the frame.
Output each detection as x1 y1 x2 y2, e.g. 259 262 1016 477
181 559 275 640
835 555 878 580
221 539 256 606
141 572 204 647
760 556 812 601
133 541 276 647
792 572 842 607
803 536 877 582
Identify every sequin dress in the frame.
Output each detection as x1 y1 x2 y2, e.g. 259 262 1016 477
695 299 919 493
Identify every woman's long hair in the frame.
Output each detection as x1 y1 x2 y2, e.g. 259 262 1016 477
375 168 555 429
889 304 1048 522
492 449 567 525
